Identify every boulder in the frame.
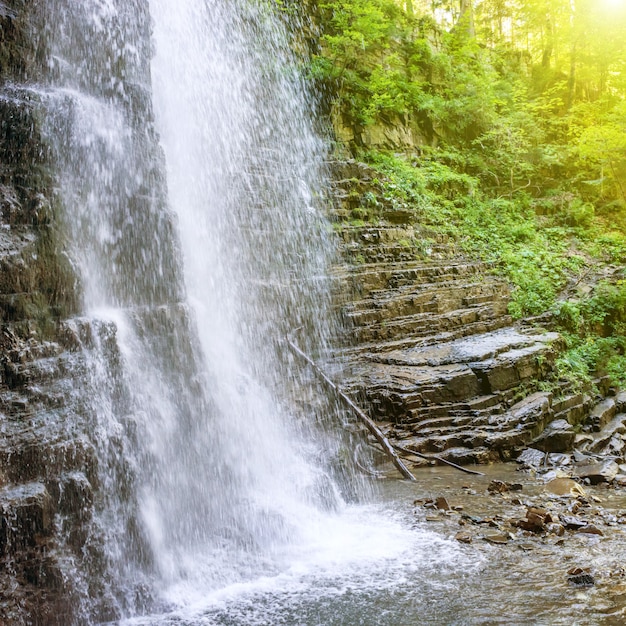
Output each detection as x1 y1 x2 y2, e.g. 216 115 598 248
573 460 620 484
544 478 586 497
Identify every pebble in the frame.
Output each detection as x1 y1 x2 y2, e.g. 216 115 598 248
577 525 604 536
568 573 595 587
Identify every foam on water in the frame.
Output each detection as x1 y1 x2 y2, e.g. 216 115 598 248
119 503 476 625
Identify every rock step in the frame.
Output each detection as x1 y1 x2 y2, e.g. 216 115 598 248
345 281 507 323
342 243 453 264
391 394 504 424
400 416 540 456
408 446 498 465
353 304 510 344
333 259 485 280
336 316 515 356
406 405 506 430
336 225 423 245
331 265 491 301
406 413 505 437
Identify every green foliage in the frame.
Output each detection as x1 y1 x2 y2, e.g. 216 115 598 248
313 0 626 388
358 149 585 318
552 281 626 389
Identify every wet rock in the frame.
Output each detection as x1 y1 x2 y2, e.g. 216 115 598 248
57 472 93 521
588 414 626 453
560 515 588 530
546 453 572 467
546 523 565 536
482 533 510 545
544 478 586 497
488 479 523 494
589 398 617 432
574 435 595 452
517 447 546 469
516 507 550 532
436 496 450 510
577 524 604 536
531 419 576 453
574 460 620 484
0 482 54 554
600 435 625 458
455 531 472 544
616 391 626 413
568 573 595 587
508 392 552 427
540 469 570 482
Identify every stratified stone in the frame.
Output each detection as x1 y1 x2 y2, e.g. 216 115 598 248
531 419 576 453
0 482 54 555
588 398 617 432
516 447 546 469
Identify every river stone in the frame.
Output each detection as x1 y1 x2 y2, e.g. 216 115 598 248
436 496 450 510
574 460 620 484
516 447 545 469
531 419 576 453
560 515 588 530
544 478 586 497
482 533 509 544
568 573 595 587
577 524 603 536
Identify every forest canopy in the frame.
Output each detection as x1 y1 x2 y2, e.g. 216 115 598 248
312 0 626 210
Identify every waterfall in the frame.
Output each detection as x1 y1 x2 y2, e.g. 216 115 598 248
38 0 360 619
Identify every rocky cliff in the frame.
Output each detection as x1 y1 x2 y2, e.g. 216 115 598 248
330 160 626 475
0 2 172 623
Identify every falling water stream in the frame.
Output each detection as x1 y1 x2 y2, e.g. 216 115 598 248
39 0 468 621
28 1 626 624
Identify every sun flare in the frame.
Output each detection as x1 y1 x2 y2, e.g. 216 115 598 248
603 0 626 10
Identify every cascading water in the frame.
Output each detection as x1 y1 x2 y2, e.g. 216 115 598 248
38 0 368 619
8 2 626 624
32 0 468 623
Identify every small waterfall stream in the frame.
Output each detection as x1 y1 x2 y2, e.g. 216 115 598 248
40 0 385 620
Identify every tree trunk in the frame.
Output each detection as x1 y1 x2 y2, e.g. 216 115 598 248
542 16 554 68
458 0 475 38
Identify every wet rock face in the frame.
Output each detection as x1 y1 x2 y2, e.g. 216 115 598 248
0 3 158 622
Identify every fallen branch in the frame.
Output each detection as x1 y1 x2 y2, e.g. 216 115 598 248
393 443 485 476
286 338 416 482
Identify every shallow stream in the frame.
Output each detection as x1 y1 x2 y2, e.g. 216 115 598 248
118 464 626 626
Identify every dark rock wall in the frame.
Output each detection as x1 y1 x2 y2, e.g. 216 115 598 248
0 2 171 623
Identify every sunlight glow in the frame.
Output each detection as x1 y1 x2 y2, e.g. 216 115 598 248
603 0 626 10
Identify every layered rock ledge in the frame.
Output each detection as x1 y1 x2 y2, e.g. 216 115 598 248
331 161 621 468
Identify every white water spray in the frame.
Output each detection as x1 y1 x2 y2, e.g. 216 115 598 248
36 1 471 622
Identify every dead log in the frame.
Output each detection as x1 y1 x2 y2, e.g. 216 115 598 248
286 338 416 482
393 443 485 476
